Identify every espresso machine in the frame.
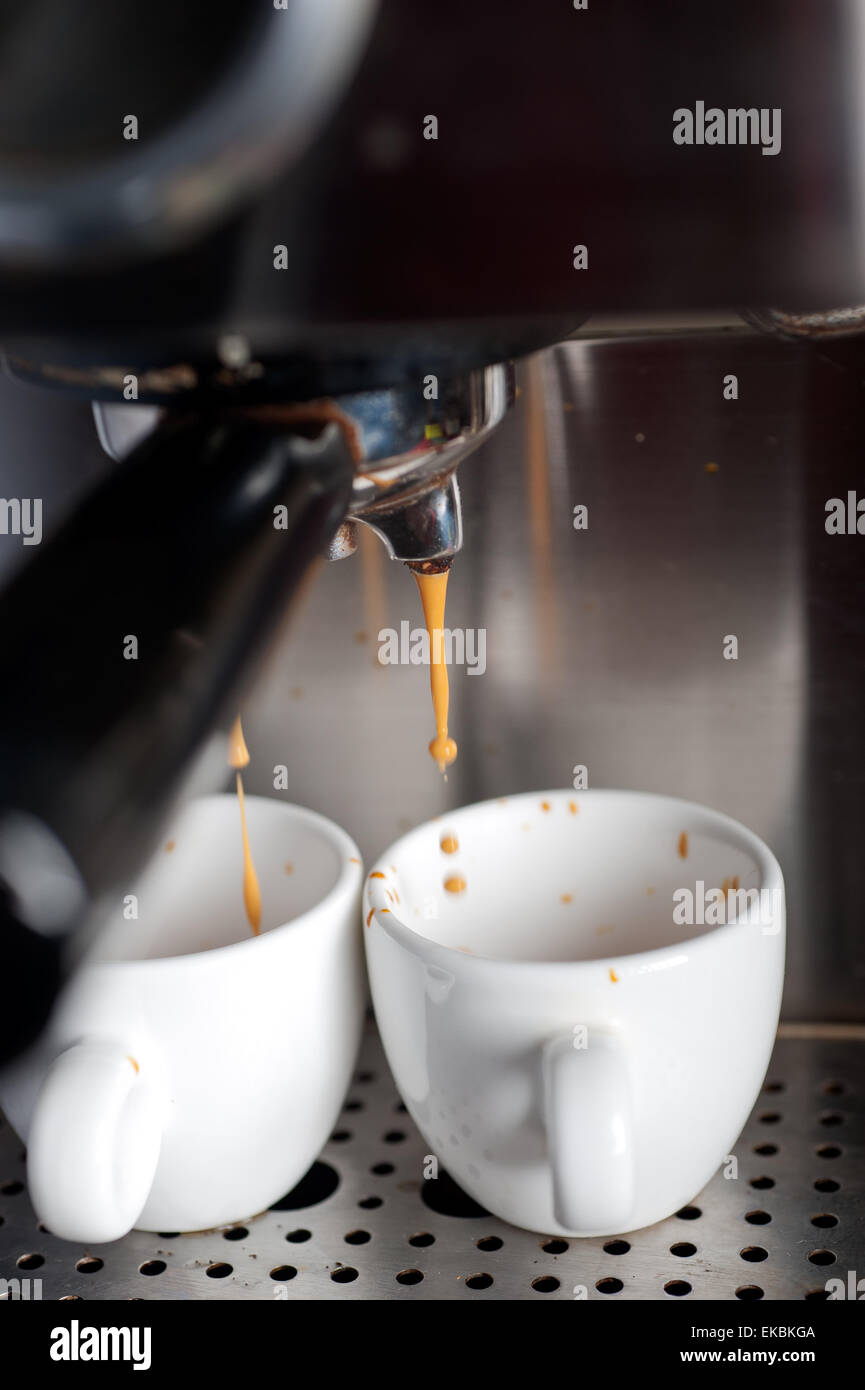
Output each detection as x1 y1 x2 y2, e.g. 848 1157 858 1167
0 1 863 1301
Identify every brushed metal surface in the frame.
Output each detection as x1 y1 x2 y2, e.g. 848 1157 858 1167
0 331 863 1023
236 334 865 1021
0 1026 861 1301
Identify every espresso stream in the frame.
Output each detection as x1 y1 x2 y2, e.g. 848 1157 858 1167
412 567 457 773
227 716 262 935
225 564 454 935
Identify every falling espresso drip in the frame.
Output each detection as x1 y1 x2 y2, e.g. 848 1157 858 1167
227 716 262 936
410 562 458 774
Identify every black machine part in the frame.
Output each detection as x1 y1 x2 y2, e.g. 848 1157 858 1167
0 408 354 1065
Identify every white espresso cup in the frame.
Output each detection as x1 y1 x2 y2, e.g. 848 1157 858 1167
363 788 785 1237
0 794 364 1243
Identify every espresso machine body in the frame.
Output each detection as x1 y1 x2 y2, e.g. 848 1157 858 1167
0 0 863 1058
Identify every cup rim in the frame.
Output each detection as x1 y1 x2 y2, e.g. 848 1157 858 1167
92 793 363 970
363 787 784 973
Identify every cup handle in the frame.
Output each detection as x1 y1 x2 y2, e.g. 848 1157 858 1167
27 1040 162 1243
542 1030 635 1233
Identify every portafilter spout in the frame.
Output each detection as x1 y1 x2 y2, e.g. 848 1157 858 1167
333 361 514 564
94 361 515 567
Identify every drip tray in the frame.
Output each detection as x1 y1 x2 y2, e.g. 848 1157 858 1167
1 1027 862 1300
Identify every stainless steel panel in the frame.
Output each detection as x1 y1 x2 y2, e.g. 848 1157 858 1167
235 334 865 1020
0 330 861 1021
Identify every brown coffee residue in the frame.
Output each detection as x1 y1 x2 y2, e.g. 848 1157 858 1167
444 875 467 895
246 399 363 466
228 716 262 936
678 831 689 859
164 840 175 853
440 834 459 855
523 355 559 678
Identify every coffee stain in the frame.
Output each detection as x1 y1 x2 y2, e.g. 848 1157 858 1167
523 356 559 678
246 399 363 466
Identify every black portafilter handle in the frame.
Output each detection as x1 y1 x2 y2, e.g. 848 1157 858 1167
0 408 354 1066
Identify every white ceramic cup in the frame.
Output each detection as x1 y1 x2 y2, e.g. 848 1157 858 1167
363 788 785 1237
0 794 364 1243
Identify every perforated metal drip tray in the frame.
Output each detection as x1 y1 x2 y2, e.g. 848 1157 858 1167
1 1026 862 1300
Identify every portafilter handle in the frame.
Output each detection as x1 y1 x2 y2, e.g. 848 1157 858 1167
0 409 353 1066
